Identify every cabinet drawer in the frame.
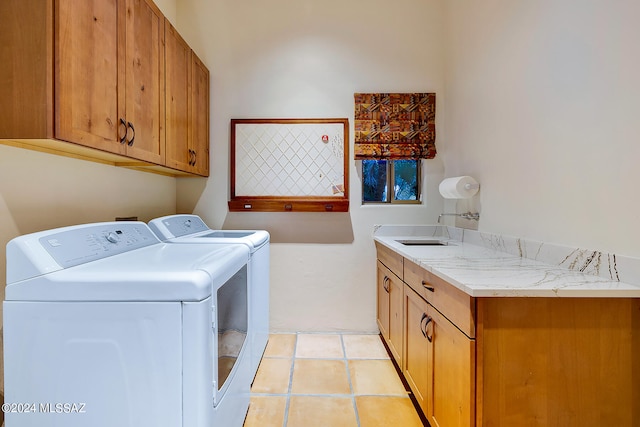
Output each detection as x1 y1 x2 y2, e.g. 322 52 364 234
375 241 403 279
404 258 476 338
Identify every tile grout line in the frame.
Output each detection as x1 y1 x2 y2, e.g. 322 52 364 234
281 333 298 427
341 334 362 427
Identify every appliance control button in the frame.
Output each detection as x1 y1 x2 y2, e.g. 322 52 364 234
105 232 120 243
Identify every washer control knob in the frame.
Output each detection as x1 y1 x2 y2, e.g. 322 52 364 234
184 219 192 228
106 232 120 244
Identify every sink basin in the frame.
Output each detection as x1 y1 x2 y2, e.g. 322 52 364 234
395 239 450 246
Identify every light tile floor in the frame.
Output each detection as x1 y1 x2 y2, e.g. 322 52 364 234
243 333 425 427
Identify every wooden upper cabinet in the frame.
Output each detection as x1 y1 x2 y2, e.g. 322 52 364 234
165 21 210 177
165 22 191 172
190 53 210 176
55 0 123 153
56 0 165 163
0 0 51 138
121 0 165 164
0 0 206 176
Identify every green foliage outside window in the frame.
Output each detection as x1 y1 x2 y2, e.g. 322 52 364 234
362 159 420 204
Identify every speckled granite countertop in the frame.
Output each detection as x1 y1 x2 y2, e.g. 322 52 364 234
374 225 640 298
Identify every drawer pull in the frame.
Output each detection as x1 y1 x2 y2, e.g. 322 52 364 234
422 280 435 292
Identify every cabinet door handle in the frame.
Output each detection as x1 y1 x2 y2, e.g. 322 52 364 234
126 121 135 146
191 150 197 166
420 313 433 342
425 317 433 343
422 280 435 292
420 313 428 338
383 276 390 293
119 118 127 144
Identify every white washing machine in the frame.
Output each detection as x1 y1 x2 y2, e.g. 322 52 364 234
148 215 269 379
3 222 252 427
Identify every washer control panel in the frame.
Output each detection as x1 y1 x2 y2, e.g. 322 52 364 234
153 215 209 238
39 222 159 268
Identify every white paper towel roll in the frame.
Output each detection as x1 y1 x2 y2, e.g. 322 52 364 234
439 176 479 199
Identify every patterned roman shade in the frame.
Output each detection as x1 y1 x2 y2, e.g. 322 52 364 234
354 93 436 160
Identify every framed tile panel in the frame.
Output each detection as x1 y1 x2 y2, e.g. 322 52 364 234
229 118 349 212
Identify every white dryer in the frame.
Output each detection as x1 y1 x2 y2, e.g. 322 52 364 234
3 222 252 427
148 215 269 378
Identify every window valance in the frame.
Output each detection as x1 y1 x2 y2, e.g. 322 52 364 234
354 93 436 160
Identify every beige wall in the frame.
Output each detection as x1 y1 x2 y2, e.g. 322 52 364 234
153 0 176 25
442 0 640 258
175 0 447 332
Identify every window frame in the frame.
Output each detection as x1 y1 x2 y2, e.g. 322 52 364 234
361 159 422 205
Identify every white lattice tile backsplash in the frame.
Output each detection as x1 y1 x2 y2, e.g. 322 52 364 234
234 123 345 197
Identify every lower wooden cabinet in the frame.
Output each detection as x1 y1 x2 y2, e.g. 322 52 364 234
428 297 475 427
403 284 431 410
377 261 403 363
404 284 475 427
376 243 639 426
477 297 640 426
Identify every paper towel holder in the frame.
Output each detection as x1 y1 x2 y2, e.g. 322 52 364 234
463 183 480 191
438 176 480 199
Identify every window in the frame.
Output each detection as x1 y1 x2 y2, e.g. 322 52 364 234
362 159 421 204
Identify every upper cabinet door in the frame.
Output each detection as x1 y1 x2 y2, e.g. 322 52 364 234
55 0 124 153
164 21 192 173
165 20 210 177
122 0 165 164
190 52 210 176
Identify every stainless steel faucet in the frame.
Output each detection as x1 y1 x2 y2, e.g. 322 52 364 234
437 212 480 223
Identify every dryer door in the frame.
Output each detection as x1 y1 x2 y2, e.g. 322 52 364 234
213 264 249 406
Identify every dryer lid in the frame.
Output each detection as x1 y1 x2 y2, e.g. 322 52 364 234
149 215 269 249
